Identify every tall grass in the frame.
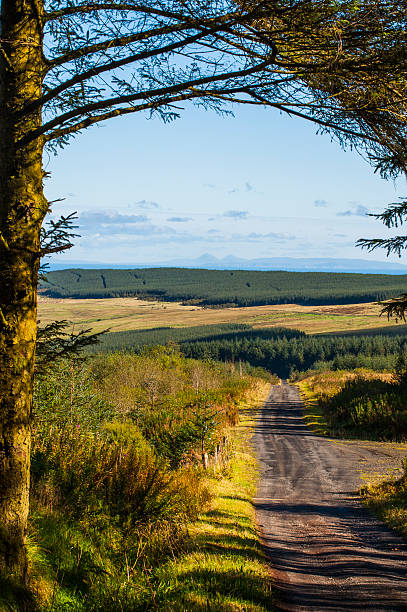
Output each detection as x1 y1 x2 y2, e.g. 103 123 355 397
298 370 407 441
23 347 262 610
363 458 407 537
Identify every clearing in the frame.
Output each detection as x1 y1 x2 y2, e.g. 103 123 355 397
37 296 402 335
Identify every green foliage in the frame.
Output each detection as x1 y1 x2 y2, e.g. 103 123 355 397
29 349 257 609
393 350 407 386
364 459 407 538
319 377 407 440
40 267 407 306
85 323 407 378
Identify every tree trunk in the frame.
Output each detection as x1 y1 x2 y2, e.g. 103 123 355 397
0 0 46 583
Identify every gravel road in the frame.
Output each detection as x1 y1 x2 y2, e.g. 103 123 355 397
253 382 407 611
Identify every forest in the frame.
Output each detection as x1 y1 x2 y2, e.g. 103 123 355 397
87 324 407 378
41 268 407 306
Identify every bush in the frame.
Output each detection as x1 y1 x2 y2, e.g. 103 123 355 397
29 348 257 609
315 374 407 440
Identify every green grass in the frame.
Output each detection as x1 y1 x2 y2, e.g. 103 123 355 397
363 461 407 537
153 383 274 611
296 380 330 436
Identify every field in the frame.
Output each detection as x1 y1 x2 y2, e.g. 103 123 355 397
41 267 407 306
38 296 404 335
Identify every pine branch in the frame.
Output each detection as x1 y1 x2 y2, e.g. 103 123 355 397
45 84 250 143
40 212 80 257
45 2 194 22
35 320 106 374
246 92 380 143
380 294 407 322
25 25 231 115
45 95 194 142
47 23 191 69
368 200 407 228
357 235 407 257
20 57 274 145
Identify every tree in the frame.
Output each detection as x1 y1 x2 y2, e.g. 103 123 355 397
393 348 407 385
358 199 407 319
1 0 407 584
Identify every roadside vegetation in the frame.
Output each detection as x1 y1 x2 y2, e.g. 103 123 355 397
2 348 276 611
294 369 407 441
40 268 407 306
363 460 407 537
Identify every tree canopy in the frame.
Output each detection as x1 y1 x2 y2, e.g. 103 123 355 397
2 0 407 587
21 0 403 174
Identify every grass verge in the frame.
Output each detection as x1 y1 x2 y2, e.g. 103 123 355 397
295 379 330 436
151 381 275 611
362 462 407 538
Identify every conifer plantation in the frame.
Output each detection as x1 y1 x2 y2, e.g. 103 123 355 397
42 268 407 305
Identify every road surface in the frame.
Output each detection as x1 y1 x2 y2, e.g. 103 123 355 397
253 382 407 611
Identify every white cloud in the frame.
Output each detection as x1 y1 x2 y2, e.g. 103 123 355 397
134 199 159 209
337 204 369 217
79 211 149 226
223 210 249 219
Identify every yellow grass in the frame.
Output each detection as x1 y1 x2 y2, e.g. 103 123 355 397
363 476 407 537
152 380 275 611
37 296 400 335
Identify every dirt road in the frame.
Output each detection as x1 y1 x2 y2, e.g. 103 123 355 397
254 382 407 611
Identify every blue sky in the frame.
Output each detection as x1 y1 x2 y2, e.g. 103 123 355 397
45 102 406 266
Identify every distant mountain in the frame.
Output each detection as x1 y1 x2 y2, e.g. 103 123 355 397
48 255 407 274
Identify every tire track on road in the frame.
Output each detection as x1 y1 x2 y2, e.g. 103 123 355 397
254 382 407 611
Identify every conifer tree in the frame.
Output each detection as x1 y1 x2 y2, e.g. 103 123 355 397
1 0 407 583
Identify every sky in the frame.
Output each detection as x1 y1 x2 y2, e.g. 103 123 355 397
45 102 407 266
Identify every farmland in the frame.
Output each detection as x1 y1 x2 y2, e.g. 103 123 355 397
41 267 407 306
38 296 403 336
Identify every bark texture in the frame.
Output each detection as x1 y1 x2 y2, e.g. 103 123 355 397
0 0 46 581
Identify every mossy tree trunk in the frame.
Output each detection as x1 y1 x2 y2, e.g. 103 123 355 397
0 0 46 582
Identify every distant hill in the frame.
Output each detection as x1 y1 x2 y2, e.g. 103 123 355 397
48 255 407 274
40 267 407 307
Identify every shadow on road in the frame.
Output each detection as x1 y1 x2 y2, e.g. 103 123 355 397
254 384 407 611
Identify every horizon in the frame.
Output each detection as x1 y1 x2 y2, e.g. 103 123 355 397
46 104 407 267
47 253 407 275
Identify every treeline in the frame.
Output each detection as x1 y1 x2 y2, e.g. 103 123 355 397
41 267 407 306
87 324 407 377
181 335 407 378
87 324 304 353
